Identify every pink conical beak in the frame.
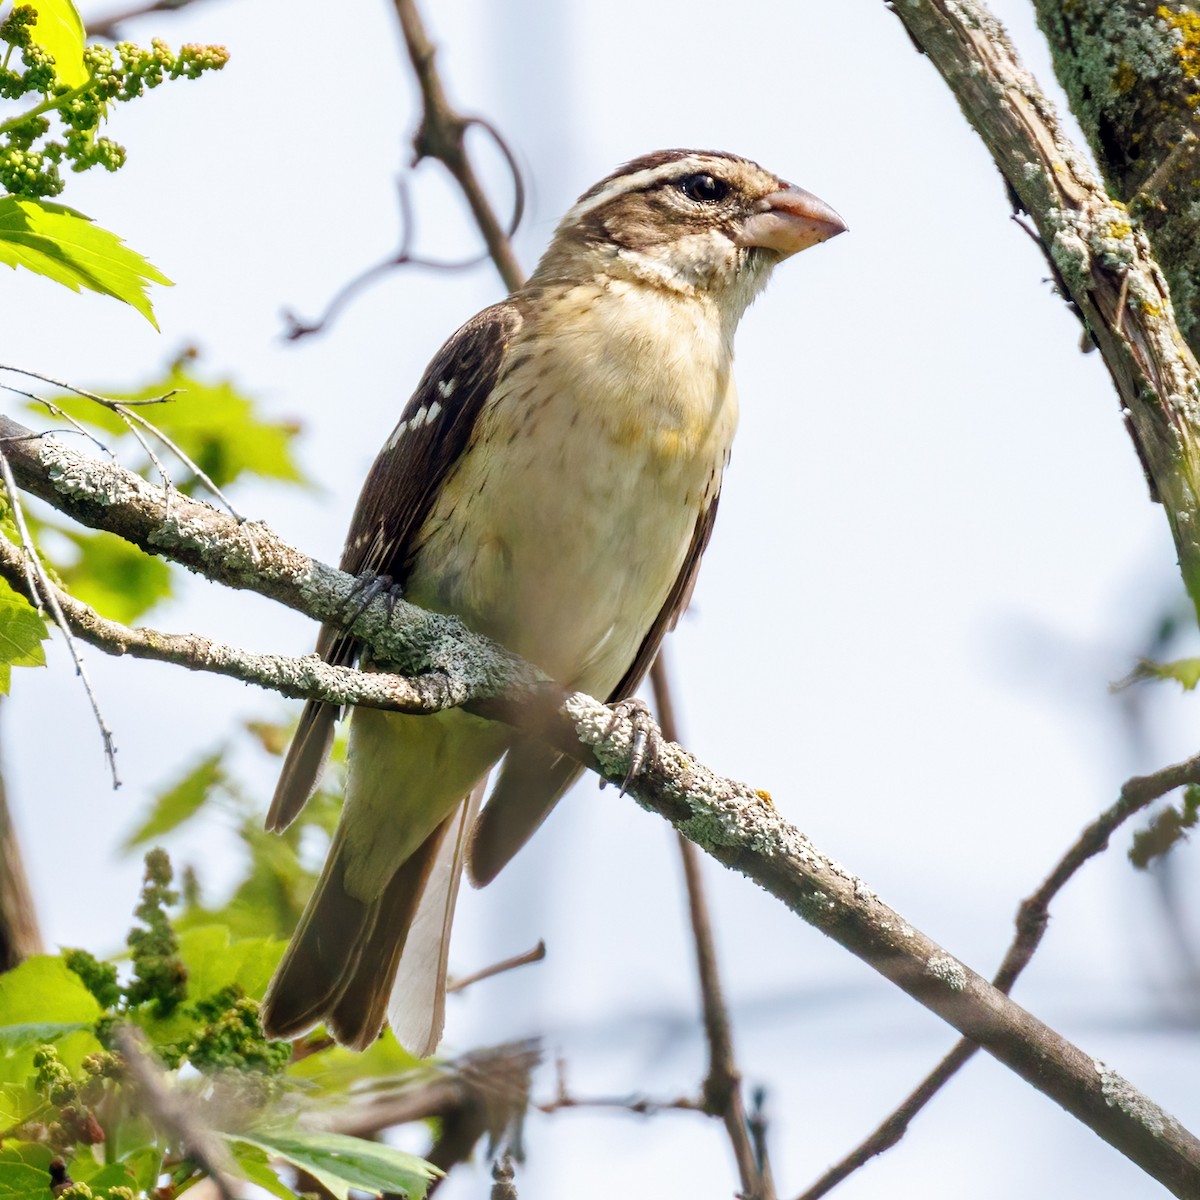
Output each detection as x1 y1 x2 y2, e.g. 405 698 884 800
736 187 847 258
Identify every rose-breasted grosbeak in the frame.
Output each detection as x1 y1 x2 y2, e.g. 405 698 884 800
260 149 845 1054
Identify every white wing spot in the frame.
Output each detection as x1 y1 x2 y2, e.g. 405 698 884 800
427 400 442 422
385 420 408 451
437 378 457 399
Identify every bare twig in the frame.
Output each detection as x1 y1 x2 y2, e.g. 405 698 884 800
86 0 208 41
287 0 527 340
284 169 521 340
538 1056 700 1117
0 447 119 787
447 940 546 994
748 1088 777 1200
114 1026 240 1200
490 1154 518 1200
4 416 1200 1194
795 751 1200 1199
6 393 113 456
116 402 244 520
650 653 771 1199
391 0 525 293
0 365 243 520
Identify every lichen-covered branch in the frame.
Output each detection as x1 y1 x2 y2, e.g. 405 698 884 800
1032 1 1200 357
0 532 477 718
886 0 1200 620
4 412 1200 1192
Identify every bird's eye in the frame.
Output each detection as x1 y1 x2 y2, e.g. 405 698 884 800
678 173 729 204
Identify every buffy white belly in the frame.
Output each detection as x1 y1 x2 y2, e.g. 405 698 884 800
407 374 734 697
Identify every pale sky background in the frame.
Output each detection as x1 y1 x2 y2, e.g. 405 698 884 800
5 1 1200 1197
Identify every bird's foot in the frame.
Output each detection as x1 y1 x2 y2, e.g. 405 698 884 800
342 571 403 630
604 697 663 795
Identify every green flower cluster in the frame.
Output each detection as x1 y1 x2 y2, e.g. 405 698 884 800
0 5 228 198
55 1180 136 1200
124 848 188 1016
22 852 293 1166
28 1046 109 1150
188 987 293 1074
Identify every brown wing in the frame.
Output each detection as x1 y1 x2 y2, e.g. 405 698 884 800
466 490 723 886
266 301 526 832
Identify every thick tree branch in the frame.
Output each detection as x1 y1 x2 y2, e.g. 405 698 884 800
4 417 1200 1192
887 0 1200 619
1031 1 1200 358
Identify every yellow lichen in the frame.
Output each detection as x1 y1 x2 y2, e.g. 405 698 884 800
1159 5 1200 79
1114 60 1138 94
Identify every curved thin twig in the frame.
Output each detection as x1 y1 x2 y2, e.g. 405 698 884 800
283 46 527 341
0 447 119 787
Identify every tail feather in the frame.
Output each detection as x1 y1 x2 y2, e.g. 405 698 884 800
468 736 582 886
260 832 372 1041
260 824 440 1049
261 791 483 1054
389 783 485 1056
323 830 445 1050
266 698 338 832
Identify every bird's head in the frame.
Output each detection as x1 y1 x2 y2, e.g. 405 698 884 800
530 149 846 318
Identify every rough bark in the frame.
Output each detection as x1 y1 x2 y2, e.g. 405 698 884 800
888 1 1200 615
1033 1 1200 355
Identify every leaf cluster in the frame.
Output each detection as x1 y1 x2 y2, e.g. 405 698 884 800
0 353 309 698
0 0 226 322
0 853 439 1200
0 2 227 200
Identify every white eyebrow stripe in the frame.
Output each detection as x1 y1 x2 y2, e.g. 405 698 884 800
563 155 726 224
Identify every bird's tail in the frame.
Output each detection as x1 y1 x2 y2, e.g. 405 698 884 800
260 784 484 1054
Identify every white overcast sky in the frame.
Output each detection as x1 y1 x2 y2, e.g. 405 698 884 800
6 1 1200 1197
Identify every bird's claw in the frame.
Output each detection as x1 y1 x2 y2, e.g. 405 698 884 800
605 697 663 795
343 571 403 630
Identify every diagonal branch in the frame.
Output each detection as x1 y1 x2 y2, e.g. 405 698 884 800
795 751 1200 1199
4 414 1200 1193
885 0 1200 617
